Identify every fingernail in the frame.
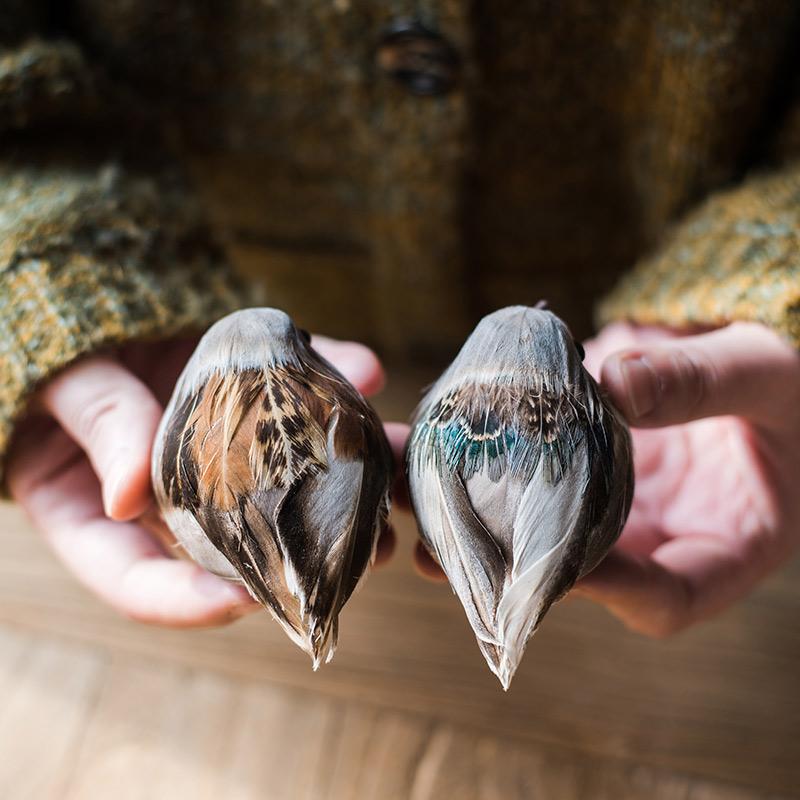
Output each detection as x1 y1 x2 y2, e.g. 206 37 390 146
102 449 133 517
103 470 125 517
619 355 660 419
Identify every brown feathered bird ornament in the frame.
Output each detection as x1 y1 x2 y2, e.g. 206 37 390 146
152 308 393 667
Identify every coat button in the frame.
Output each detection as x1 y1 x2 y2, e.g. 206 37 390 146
376 19 461 97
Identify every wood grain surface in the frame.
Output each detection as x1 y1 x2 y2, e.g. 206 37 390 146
0 374 797 798
0 624 789 800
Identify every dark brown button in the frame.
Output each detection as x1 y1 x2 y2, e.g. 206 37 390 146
376 19 460 97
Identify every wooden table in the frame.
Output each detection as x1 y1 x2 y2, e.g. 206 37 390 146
0 375 797 799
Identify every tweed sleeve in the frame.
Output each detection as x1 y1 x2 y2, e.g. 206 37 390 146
0 157 252 478
598 163 800 347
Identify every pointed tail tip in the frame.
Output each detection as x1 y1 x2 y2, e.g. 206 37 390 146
308 642 333 671
304 617 338 671
482 645 520 691
496 663 515 691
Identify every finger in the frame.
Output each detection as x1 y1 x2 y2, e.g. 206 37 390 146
384 421 409 461
600 322 800 429
13 449 258 627
384 421 411 508
138 503 181 554
582 323 687 381
582 323 646 380
41 356 164 520
311 336 386 396
413 540 447 581
373 526 397 567
573 530 783 637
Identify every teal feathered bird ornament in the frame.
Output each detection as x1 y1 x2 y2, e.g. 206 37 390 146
406 306 633 689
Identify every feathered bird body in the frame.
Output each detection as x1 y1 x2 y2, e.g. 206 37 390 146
407 306 633 689
152 309 392 667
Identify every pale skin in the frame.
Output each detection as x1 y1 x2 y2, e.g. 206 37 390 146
8 322 800 635
7 336 402 626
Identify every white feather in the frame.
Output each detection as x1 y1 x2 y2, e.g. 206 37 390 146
161 506 241 581
416 460 501 647
492 444 588 689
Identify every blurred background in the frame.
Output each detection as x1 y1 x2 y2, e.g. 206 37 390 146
0 379 797 800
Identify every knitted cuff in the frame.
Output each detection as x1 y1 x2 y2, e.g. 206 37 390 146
598 162 800 347
0 161 252 489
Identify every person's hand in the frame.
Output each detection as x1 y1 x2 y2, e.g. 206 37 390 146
411 320 800 637
7 335 404 627
572 321 800 636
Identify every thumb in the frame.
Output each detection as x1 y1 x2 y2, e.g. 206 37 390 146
41 356 164 520
600 322 800 429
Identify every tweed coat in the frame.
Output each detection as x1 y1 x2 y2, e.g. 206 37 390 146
2 0 800 482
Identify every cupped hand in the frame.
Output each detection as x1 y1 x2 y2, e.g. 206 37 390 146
573 321 800 636
411 320 800 638
7 334 401 627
